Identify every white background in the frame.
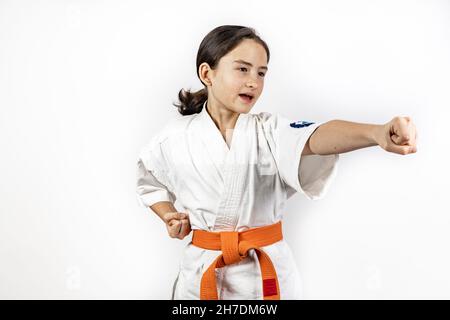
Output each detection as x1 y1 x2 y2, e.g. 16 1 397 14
1 0 449 299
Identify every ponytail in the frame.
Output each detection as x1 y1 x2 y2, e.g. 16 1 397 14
173 87 207 115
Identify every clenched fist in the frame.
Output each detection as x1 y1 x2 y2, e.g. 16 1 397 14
163 211 192 240
376 116 418 155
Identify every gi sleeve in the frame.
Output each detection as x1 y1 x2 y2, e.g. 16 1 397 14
136 138 177 208
260 112 339 200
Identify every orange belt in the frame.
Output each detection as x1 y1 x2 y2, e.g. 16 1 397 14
192 221 283 300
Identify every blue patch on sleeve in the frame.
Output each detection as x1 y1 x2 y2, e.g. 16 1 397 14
289 120 315 128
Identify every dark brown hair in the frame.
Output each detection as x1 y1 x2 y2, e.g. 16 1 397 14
173 25 270 115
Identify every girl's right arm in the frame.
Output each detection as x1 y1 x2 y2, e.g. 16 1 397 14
150 201 191 239
150 201 178 221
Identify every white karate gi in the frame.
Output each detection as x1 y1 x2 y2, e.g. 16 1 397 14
136 100 339 299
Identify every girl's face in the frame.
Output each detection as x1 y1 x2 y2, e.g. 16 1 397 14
204 39 268 114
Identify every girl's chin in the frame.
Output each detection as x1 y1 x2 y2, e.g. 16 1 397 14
234 105 252 114
236 99 255 110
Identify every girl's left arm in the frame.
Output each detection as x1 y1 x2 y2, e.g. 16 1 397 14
304 116 418 156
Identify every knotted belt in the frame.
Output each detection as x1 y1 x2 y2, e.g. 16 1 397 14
192 221 283 300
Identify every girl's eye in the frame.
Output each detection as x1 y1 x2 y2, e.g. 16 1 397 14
239 67 265 77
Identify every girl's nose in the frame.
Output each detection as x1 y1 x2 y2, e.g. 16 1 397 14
246 80 257 89
246 73 261 88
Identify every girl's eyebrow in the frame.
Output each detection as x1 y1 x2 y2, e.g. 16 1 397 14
233 59 268 71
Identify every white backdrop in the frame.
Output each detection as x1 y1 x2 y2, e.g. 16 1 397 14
1 0 449 299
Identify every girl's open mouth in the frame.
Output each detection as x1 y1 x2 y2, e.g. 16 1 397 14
239 93 253 104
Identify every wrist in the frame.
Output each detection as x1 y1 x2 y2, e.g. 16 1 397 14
150 201 177 222
369 124 384 146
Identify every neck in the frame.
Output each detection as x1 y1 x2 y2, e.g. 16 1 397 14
205 101 240 133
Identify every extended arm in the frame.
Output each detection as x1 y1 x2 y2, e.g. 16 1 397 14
302 116 418 156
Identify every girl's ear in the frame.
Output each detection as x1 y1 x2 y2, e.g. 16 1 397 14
199 62 213 86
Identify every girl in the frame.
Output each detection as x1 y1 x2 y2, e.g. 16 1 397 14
136 25 417 300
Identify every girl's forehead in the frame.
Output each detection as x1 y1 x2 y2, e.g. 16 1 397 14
229 41 266 58
221 41 267 66
221 54 267 69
